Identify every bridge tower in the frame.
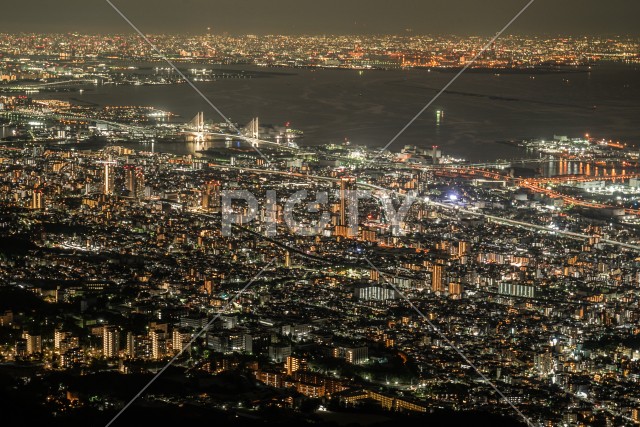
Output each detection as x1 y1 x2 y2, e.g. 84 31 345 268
244 117 259 139
189 112 205 143
190 112 204 132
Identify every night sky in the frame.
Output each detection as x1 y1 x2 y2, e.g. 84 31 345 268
0 0 638 35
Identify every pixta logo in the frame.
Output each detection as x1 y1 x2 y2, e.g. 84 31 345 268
220 189 415 237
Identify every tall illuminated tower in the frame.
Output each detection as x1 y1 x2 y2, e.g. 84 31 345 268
339 177 356 227
100 156 117 195
125 165 145 199
431 261 444 293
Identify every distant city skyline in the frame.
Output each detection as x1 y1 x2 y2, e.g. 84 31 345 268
2 0 640 425
1 0 639 36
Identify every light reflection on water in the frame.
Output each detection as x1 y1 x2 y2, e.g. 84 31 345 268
27 62 640 163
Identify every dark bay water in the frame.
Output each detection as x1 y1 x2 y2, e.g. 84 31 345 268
40 63 640 162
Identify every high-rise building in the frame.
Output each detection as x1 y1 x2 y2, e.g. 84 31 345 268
126 333 152 359
458 241 468 257
125 332 135 358
54 329 67 350
285 356 299 376
534 351 555 376
202 180 221 211
172 329 192 354
213 332 255 354
346 347 368 364
32 188 44 209
134 167 144 199
124 165 135 196
103 326 119 358
60 348 83 369
431 262 444 293
22 332 42 355
339 177 356 227
286 356 307 376
103 160 115 195
333 346 368 365
55 329 78 353
150 330 167 359
242 334 254 354
268 344 292 362
448 282 462 297
124 165 145 199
